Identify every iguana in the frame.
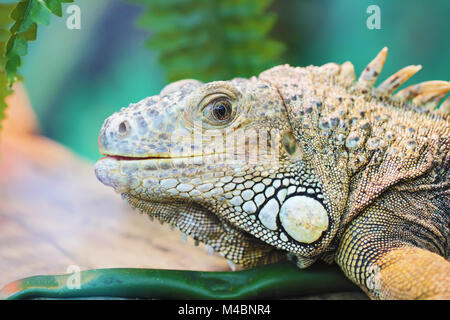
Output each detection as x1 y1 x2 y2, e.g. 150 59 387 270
94 48 450 300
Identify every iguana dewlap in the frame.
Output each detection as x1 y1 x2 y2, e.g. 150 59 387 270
95 48 450 300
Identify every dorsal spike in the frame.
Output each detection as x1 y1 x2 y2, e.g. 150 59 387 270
358 47 388 87
394 81 450 101
377 65 422 95
320 62 340 73
338 61 356 87
435 96 450 115
412 92 447 111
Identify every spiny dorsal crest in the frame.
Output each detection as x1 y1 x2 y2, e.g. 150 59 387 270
259 47 449 227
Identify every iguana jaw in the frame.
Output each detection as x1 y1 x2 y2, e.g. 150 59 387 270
95 154 286 267
121 192 286 268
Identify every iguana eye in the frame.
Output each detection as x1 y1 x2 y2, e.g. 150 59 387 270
213 101 232 120
203 98 233 124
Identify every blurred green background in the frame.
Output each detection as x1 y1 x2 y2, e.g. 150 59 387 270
19 0 450 162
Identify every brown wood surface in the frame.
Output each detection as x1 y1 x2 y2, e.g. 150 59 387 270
0 85 229 290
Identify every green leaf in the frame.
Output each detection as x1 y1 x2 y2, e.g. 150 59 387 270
0 0 73 131
5 0 73 86
45 0 74 17
131 0 285 82
0 3 15 131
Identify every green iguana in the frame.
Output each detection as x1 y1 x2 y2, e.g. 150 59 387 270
94 48 450 300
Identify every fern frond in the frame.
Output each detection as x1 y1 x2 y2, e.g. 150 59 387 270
0 0 73 131
0 4 15 130
5 0 73 86
130 0 284 82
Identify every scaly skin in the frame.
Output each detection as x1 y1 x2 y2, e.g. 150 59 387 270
95 48 450 299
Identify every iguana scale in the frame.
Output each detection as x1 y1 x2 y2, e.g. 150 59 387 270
95 48 450 300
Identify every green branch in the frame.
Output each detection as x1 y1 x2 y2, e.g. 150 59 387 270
1 263 359 300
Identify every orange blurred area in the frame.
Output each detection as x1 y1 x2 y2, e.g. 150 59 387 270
2 84 39 136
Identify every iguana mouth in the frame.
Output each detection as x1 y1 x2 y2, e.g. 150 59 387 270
100 153 227 162
103 155 173 161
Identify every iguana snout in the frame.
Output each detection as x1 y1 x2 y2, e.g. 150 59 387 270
97 80 201 159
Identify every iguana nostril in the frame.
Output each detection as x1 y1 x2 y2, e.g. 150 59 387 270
118 120 131 137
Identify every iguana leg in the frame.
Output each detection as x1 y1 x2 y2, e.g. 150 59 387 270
336 204 450 300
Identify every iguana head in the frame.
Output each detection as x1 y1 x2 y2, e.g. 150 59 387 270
95 74 338 268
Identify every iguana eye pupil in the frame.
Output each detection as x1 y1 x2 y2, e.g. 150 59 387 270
213 101 232 121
